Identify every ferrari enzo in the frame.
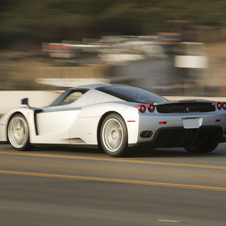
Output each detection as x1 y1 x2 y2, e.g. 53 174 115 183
0 84 226 157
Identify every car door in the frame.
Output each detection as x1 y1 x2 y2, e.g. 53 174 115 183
34 89 88 144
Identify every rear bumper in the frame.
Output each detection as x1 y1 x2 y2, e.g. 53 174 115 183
133 126 225 148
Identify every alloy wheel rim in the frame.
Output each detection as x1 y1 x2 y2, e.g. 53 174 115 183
102 118 123 152
8 117 28 148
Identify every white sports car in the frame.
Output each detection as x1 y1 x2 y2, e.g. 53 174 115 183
0 84 226 157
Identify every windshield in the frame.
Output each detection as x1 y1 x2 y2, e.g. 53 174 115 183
98 85 168 104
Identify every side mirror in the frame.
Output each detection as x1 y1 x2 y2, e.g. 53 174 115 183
21 98 30 108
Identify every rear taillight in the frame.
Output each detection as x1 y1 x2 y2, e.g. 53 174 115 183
216 102 222 110
223 102 226 110
146 104 155 113
216 102 226 110
136 105 146 113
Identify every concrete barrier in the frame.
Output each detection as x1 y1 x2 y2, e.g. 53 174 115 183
0 91 225 116
164 96 226 102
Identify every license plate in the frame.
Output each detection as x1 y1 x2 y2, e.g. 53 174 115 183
182 118 202 129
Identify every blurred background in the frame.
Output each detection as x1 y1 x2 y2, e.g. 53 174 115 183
1 0 226 96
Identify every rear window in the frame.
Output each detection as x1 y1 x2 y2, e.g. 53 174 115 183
98 85 168 104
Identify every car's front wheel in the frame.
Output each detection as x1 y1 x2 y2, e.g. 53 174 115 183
7 113 31 151
100 113 128 157
184 143 218 154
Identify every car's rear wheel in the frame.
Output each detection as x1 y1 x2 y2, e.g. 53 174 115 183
7 113 31 151
184 143 218 154
100 113 129 157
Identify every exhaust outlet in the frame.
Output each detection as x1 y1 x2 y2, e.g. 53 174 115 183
140 131 153 138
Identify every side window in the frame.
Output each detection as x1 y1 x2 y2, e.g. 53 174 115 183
50 89 87 106
61 91 83 105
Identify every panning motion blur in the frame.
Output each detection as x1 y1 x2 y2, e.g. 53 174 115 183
0 84 226 157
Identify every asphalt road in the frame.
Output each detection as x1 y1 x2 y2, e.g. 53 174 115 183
1 144 226 226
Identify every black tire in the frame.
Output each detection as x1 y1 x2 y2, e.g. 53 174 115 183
100 113 129 157
7 113 31 151
184 143 218 154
